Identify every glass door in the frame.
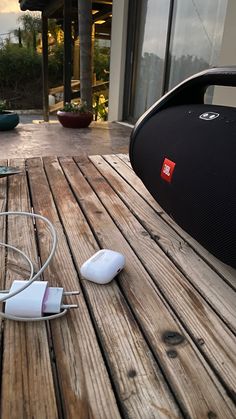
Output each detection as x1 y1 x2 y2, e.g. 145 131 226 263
124 0 171 122
124 0 228 122
167 0 228 95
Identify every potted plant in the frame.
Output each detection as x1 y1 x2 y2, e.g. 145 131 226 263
57 101 93 128
0 100 19 131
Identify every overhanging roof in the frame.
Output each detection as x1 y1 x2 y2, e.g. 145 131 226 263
19 0 47 12
19 0 112 17
19 0 112 39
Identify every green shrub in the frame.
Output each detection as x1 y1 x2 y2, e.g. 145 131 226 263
0 44 42 90
94 41 110 81
0 43 63 108
48 43 63 87
0 40 109 109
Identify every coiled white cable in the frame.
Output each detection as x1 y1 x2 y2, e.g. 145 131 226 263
0 211 69 321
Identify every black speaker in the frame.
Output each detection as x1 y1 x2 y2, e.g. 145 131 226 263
129 67 236 268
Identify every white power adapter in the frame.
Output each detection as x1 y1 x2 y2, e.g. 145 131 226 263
80 249 125 284
0 280 78 319
0 213 125 320
0 211 80 322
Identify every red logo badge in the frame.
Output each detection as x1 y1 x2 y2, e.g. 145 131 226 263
161 158 176 183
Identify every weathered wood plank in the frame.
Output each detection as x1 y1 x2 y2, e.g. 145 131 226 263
82 156 236 388
43 156 182 419
62 156 236 418
49 80 80 95
0 160 8 291
113 154 236 289
0 160 8 367
99 154 236 332
116 154 131 166
91 154 236 362
77 155 236 402
1 159 58 419
26 157 121 419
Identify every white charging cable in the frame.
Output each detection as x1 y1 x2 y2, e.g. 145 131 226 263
0 211 79 321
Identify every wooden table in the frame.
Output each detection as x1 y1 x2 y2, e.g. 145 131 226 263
0 154 235 419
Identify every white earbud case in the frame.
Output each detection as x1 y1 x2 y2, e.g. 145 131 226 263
80 249 125 284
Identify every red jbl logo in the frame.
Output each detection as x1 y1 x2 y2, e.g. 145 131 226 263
161 158 176 183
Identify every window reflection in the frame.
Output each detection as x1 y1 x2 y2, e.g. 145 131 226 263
132 0 170 120
127 0 228 122
168 0 228 92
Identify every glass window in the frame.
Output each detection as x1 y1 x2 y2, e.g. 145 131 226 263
168 0 228 92
130 0 171 120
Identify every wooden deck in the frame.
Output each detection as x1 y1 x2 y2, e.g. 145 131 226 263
0 154 236 419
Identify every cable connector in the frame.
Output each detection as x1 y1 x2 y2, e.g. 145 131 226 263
0 280 79 321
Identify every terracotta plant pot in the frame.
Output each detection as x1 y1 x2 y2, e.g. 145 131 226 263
0 111 19 131
57 111 93 128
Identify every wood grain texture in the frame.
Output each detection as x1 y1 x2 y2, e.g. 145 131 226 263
0 160 8 384
0 160 7 293
116 154 131 166
43 156 182 419
65 156 236 418
1 156 235 419
90 156 236 389
88 155 236 395
26 157 121 419
114 154 236 290
96 155 236 333
1 159 58 419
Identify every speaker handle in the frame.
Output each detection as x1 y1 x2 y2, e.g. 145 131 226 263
166 67 236 105
131 67 236 140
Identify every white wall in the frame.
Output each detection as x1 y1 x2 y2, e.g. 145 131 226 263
213 0 236 106
108 0 129 121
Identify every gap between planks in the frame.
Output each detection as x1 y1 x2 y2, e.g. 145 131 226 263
97 154 236 335
1 158 59 419
60 156 236 417
41 156 183 419
114 153 236 291
82 155 236 400
26 157 122 419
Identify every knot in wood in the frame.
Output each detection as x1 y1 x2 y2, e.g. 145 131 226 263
166 350 177 359
207 411 217 419
162 331 185 346
128 369 137 378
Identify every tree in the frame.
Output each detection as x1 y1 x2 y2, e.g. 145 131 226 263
94 40 110 81
17 12 41 51
78 0 92 110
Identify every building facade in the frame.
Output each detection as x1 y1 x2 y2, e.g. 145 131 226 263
108 0 236 123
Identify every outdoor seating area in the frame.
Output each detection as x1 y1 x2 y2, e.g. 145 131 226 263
0 153 235 418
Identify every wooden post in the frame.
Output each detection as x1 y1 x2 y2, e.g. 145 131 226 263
73 37 80 80
78 0 92 110
92 23 95 84
63 0 72 104
42 13 49 122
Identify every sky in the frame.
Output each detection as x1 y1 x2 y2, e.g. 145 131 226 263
0 1 24 41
